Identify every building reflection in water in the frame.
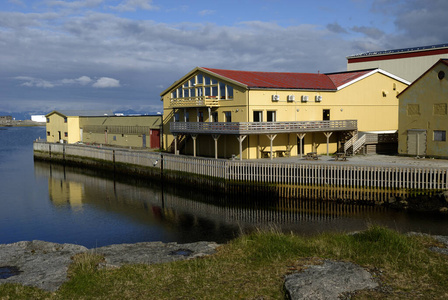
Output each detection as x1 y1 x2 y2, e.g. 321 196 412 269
34 161 448 246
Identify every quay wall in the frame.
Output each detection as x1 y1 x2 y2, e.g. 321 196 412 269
33 142 448 206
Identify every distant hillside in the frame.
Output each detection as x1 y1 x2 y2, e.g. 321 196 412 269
0 110 162 121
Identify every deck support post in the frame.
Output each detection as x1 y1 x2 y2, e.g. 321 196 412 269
266 134 277 160
236 135 247 161
191 134 198 157
323 132 333 156
173 134 178 155
208 107 212 122
212 134 220 159
297 133 306 158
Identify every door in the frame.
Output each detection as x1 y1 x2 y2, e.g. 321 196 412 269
150 129 160 148
407 129 426 156
323 109 330 121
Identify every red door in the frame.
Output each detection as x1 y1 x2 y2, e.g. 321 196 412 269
150 129 160 149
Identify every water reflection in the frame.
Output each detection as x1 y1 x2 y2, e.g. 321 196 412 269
34 161 448 247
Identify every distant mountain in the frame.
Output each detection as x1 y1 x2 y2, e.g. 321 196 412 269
0 110 162 121
114 109 162 116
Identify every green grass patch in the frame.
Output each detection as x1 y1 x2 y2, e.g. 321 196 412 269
1 226 448 299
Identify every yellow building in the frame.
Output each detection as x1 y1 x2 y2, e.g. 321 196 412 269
46 110 162 149
160 67 409 159
398 59 448 157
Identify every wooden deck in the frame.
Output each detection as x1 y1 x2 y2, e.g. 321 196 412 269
170 120 357 135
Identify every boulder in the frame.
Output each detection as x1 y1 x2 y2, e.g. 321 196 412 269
284 260 378 300
0 240 219 291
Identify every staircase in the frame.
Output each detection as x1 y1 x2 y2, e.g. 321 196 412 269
344 132 366 155
344 132 398 155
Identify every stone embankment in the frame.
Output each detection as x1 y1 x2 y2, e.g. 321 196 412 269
0 234 447 299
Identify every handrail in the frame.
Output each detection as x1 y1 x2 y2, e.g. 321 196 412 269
353 134 366 154
170 96 220 108
171 120 357 135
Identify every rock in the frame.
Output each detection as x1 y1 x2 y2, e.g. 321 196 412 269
94 241 220 268
0 240 219 292
284 260 378 300
0 240 88 292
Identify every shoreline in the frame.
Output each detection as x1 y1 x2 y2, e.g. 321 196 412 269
0 121 45 127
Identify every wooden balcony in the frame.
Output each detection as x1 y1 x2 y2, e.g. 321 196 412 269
170 120 357 135
169 96 220 108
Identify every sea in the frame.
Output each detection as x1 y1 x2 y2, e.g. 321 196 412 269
1 126 448 249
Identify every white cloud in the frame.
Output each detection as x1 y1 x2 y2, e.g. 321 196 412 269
61 76 93 85
45 0 104 9
14 76 55 88
110 0 158 12
8 0 26 7
199 10 215 16
92 77 121 88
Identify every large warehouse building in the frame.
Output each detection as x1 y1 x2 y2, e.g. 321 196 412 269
347 43 448 82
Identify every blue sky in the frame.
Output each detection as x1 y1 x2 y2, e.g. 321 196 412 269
1 0 447 116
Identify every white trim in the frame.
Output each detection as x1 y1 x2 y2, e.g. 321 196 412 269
377 69 411 85
336 69 411 91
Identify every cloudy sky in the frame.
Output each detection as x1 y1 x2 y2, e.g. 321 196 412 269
1 0 447 116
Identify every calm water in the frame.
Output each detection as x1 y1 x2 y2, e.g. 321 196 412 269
1 127 448 249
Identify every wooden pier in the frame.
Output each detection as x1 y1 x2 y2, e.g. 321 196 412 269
33 142 448 199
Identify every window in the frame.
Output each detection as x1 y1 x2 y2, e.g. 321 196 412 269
219 83 226 99
113 136 117 141
211 112 218 122
174 113 180 122
64 117 67 123
267 111 276 122
253 111 263 122
172 74 235 101
46 118 50 123
211 86 218 97
224 111 232 122
64 132 68 137
227 86 233 99
198 111 204 122
434 130 446 141
47 131 50 136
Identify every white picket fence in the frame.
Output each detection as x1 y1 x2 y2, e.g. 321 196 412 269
33 142 448 190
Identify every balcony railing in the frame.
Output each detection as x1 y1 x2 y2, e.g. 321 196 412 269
170 96 220 108
170 120 357 135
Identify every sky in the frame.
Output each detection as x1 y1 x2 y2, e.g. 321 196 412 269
1 0 448 116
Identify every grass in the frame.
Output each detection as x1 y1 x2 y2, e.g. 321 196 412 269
1 226 448 299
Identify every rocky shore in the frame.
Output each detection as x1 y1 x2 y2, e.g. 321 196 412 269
0 234 447 299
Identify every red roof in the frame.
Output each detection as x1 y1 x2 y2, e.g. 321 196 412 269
203 68 337 90
202 67 374 90
326 70 374 87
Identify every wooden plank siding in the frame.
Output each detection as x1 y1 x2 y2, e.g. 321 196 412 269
34 142 448 191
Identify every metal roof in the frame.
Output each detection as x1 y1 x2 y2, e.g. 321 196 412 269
46 110 114 117
347 43 448 59
203 68 336 90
